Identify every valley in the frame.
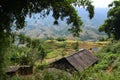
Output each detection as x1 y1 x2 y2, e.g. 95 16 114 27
19 8 108 41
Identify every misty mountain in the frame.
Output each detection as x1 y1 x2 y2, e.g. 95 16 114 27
77 7 108 27
20 8 108 41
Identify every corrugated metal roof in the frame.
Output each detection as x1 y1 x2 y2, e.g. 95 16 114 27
65 49 98 71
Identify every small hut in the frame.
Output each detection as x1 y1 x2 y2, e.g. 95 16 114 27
5 65 33 76
5 66 20 76
49 49 98 72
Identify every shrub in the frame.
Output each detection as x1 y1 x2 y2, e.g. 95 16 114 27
99 37 105 41
55 42 67 48
56 37 66 41
100 41 120 54
35 69 73 80
72 41 79 51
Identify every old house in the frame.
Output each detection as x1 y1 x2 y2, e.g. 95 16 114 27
5 66 20 76
49 49 98 72
5 65 33 76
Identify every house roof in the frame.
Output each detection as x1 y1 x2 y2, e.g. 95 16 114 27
65 49 98 71
5 66 20 73
50 49 98 71
5 65 32 73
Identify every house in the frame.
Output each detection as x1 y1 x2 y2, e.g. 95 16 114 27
5 65 33 76
5 66 20 76
49 49 98 72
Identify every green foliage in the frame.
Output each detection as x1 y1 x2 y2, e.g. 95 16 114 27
18 33 26 44
98 37 106 41
5 41 120 80
56 37 66 41
0 0 94 37
72 41 79 51
9 46 32 65
35 69 73 80
55 42 67 48
99 0 120 40
46 49 63 59
36 62 48 70
100 41 120 53
45 37 54 40
0 32 10 77
8 34 47 65
38 44 47 62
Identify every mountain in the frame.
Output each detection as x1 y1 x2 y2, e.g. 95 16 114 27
20 8 108 41
77 8 108 27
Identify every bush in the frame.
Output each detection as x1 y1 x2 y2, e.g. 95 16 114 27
98 37 106 41
35 69 73 80
101 41 120 54
55 42 67 48
72 41 79 51
56 37 66 41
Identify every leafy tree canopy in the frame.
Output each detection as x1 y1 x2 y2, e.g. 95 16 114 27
0 0 94 36
99 0 120 40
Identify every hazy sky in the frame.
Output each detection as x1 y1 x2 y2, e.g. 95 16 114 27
92 0 114 8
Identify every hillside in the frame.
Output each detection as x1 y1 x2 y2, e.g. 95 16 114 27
20 8 108 41
8 38 120 80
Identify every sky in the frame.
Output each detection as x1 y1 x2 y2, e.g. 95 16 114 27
92 0 114 8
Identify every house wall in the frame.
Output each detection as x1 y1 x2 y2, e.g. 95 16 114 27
18 66 33 75
49 58 76 72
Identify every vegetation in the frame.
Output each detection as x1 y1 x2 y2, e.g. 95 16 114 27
7 41 120 80
1 0 120 80
0 0 94 77
99 0 120 40
56 37 66 42
98 37 106 41
4 35 108 79
3 33 120 80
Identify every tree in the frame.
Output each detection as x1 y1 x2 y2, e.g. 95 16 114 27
0 0 94 77
38 44 47 63
99 0 120 40
73 41 79 51
0 0 94 36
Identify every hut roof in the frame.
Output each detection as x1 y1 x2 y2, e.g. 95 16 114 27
50 49 98 71
65 49 98 71
5 65 32 73
5 66 20 73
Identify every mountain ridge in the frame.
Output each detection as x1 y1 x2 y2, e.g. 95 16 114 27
20 8 108 41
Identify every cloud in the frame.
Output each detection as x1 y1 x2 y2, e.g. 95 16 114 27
92 0 114 8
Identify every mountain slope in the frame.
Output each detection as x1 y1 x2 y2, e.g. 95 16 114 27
20 8 108 41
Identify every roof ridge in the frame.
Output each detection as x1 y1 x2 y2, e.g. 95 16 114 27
65 48 86 58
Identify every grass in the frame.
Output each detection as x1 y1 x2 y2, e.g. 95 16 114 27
41 41 120 80
7 40 112 80
44 40 108 60
46 49 63 59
